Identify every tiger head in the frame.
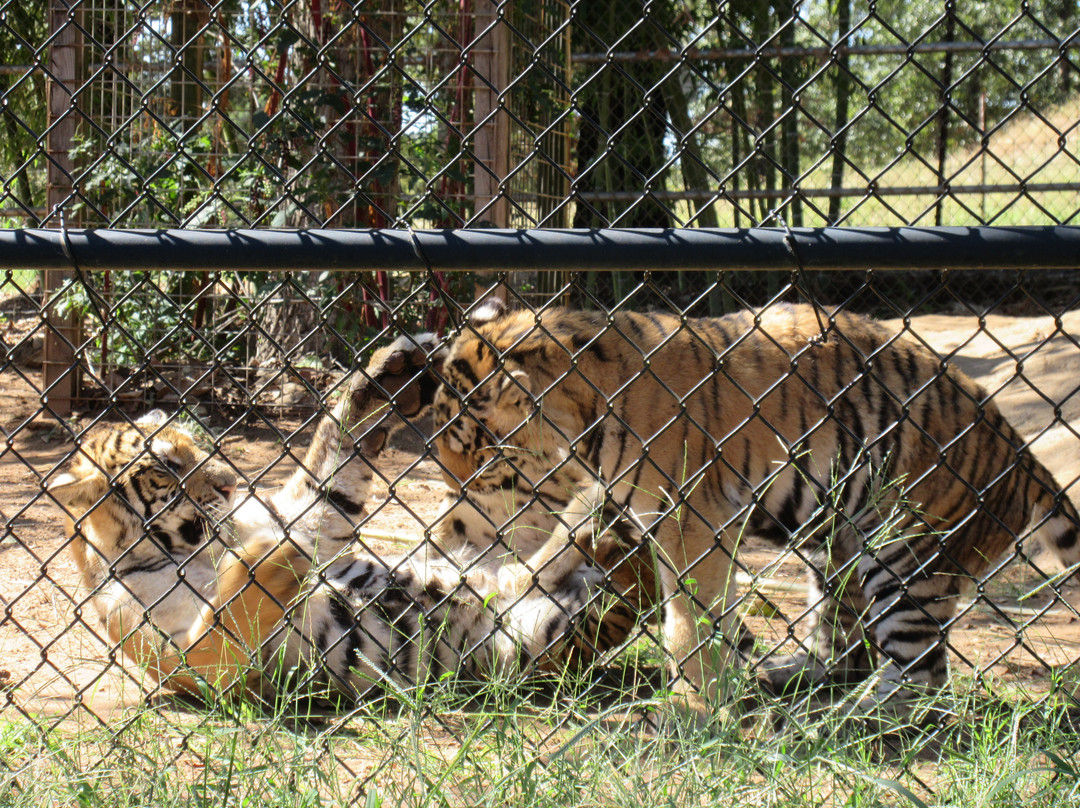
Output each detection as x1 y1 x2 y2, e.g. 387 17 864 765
432 299 556 490
49 411 237 551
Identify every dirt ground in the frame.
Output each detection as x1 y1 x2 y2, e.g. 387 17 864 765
2 309 1080 720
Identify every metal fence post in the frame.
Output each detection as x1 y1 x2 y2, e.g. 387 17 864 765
471 0 511 302
43 0 79 417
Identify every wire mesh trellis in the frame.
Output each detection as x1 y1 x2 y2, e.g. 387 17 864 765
5 1 1080 229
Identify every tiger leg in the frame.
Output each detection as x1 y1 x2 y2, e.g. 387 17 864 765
509 573 643 673
654 514 744 715
165 536 311 697
759 554 873 696
271 334 441 563
500 482 606 598
499 518 592 599
858 554 955 716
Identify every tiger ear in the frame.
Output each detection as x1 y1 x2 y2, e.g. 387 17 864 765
468 296 507 325
136 409 169 429
48 456 108 513
487 368 534 437
495 367 533 411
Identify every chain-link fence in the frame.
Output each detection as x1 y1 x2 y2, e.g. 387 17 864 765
4 2 1080 229
3 0 1080 803
3 261 1080 798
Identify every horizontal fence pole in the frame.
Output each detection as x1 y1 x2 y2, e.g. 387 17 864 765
582 182 1080 202
572 37 1080 64
2 227 1079 272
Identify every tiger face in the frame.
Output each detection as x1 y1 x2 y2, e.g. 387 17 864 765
435 355 546 487
50 410 237 554
433 308 600 501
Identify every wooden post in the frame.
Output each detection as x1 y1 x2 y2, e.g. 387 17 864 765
471 0 510 302
43 0 79 416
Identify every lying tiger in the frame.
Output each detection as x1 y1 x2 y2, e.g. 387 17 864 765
47 336 651 702
427 300 1080 718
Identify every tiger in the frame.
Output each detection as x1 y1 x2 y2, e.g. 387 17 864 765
423 446 661 634
47 335 646 703
429 299 1080 718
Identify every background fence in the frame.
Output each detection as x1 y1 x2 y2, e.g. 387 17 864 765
2 1 1080 804
5 1 1080 231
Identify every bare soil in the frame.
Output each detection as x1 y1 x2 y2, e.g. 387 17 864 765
2 311 1079 720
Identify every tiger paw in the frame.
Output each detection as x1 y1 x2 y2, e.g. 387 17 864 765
497 563 536 599
333 335 446 456
756 652 825 697
361 333 447 417
757 650 873 698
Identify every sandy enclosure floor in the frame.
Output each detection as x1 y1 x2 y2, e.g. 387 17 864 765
2 310 1080 720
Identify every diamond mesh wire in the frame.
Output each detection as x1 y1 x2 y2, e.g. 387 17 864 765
2 0 1080 801
4 2 1080 229
4 265 1080 799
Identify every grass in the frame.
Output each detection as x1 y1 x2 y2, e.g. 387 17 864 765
2 663 1079 808
833 92 1080 228
10 446 1080 806
669 92 1080 228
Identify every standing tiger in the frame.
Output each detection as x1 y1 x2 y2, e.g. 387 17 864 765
47 336 647 702
430 300 1080 717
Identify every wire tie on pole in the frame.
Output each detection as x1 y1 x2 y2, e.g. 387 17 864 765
58 208 79 275
409 225 461 331
779 218 828 345
59 209 109 385
59 210 107 325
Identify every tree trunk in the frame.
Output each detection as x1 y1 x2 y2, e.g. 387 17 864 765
934 9 956 227
828 0 852 224
665 74 718 229
571 0 673 229
750 0 776 224
571 0 676 305
779 2 801 226
169 0 209 130
254 275 328 367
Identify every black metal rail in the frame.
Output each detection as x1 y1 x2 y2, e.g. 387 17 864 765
3 227 1079 273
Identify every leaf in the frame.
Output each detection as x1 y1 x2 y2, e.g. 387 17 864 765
846 771 931 808
283 151 304 170
745 600 780 618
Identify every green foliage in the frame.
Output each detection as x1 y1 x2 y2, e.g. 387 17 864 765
58 271 234 370
58 267 471 375
0 0 47 217
5 0 1077 233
